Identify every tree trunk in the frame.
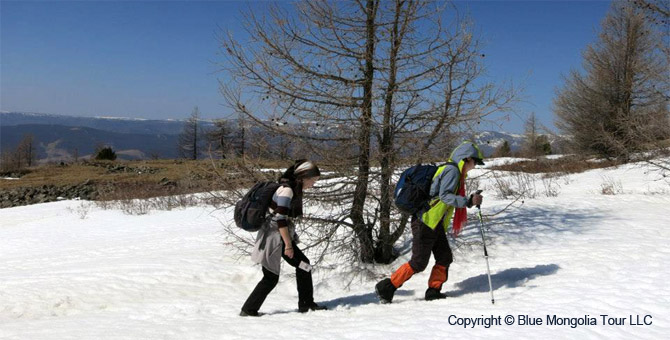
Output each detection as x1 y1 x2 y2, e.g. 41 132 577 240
375 0 404 264
350 0 378 263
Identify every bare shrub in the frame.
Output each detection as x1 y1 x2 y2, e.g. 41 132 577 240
466 175 482 196
489 156 621 174
66 202 91 219
152 194 200 211
93 199 110 210
644 149 670 188
110 194 203 215
491 172 516 199
116 198 153 215
515 172 538 199
600 176 623 195
561 173 573 186
220 221 256 260
206 157 284 208
95 188 203 215
492 171 537 199
541 174 562 197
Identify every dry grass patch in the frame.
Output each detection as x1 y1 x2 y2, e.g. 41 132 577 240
1 158 336 208
1 160 229 200
488 156 622 174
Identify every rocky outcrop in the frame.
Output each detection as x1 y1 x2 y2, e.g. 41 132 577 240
0 182 97 208
84 162 161 174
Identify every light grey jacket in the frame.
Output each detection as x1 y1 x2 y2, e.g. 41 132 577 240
428 142 484 209
250 186 298 275
420 141 484 229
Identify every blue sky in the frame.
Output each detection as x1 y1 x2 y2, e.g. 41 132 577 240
1 0 612 133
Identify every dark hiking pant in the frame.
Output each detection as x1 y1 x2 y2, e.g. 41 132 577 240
389 217 454 289
241 241 314 313
408 217 453 272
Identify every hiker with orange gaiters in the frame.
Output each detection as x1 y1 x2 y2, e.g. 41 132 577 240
375 141 485 303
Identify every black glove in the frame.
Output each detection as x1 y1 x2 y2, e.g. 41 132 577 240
468 190 483 208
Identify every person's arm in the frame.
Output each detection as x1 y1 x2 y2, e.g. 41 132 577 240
437 166 469 208
279 227 294 259
273 186 295 258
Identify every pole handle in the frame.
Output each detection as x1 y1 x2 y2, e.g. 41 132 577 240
474 190 483 209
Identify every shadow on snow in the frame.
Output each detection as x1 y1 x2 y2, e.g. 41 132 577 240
318 289 414 310
266 203 592 315
447 263 560 297
452 204 608 249
264 265 559 315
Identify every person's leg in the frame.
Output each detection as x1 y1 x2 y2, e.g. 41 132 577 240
281 242 314 308
377 218 438 303
404 218 438 280
241 266 279 315
426 221 453 300
281 241 326 311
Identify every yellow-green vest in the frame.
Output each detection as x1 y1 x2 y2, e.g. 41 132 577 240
420 160 465 232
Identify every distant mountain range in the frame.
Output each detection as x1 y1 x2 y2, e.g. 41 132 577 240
1 124 180 161
1 112 219 161
0 111 205 135
1 111 540 162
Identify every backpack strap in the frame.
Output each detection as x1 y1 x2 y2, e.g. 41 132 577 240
430 161 460 196
268 182 295 217
437 161 458 168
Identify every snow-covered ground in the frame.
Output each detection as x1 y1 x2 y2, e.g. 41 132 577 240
1 159 669 340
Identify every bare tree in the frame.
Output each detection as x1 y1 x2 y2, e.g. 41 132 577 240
555 2 669 160
632 0 670 68
522 113 551 158
16 134 37 167
205 119 232 159
631 0 670 180
178 106 202 160
493 140 512 158
218 0 518 263
0 150 17 172
522 113 541 158
2 134 38 171
72 148 79 163
232 114 247 158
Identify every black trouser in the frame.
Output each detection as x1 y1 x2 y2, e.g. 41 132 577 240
241 241 314 313
408 217 453 273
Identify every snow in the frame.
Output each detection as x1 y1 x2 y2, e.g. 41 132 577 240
480 157 528 167
1 159 669 339
544 154 569 160
96 116 149 121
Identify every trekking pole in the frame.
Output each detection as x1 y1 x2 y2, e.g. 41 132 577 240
474 190 495 305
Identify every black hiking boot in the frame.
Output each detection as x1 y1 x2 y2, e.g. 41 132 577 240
239 309 262 317
425 288 448 301
298 302 327 313
375 278 397 304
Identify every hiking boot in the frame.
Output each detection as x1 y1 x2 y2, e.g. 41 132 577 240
239 309 262 317
375 278 397 304
425 287 448 301
298 302 327 313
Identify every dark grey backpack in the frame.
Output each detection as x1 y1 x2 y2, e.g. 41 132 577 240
234 181 283 232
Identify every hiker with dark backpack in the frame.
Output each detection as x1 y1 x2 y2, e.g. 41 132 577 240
376 141 485 303
239 160 327 316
